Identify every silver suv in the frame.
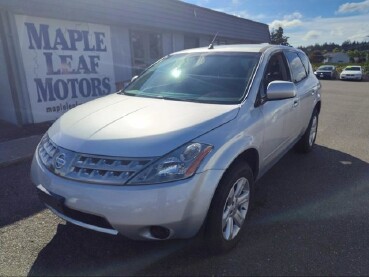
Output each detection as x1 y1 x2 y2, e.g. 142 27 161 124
31 44 321 252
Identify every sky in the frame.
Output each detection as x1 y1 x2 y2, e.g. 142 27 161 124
181 0 369 47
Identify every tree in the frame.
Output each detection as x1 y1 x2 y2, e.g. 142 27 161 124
347 49 362 62
309 50 324 63
270 27 290 46
342 40 352 51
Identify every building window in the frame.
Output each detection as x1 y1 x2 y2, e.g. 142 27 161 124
130 31 162 76
184 35 199 49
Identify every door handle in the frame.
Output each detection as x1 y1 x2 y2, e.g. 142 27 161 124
293 99 299 108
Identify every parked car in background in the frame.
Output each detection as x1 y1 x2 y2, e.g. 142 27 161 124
31 44 321 252
314 65 338 79
340 65 363 81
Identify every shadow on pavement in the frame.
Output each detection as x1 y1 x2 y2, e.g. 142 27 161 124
0 160 45 227
28 145 369 276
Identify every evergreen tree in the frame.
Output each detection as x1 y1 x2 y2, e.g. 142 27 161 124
270 27 290 46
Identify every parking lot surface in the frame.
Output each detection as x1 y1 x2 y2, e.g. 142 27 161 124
1 80 369 276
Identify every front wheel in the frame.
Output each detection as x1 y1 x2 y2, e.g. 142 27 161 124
205 162 254 253
296 109 319 153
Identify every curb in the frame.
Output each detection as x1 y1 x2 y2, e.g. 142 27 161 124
0 135 42 168
0 155 33 169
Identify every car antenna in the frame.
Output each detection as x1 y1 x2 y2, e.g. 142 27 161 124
208 32 218 49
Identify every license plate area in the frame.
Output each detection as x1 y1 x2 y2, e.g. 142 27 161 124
37 188 65 213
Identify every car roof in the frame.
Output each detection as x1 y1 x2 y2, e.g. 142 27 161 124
172 44 296 55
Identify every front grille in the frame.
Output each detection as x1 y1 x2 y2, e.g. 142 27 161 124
38 134 155 185
38 135 58 168
317 72 330 78
67 154 152 184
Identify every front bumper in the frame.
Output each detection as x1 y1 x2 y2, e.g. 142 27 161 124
31 153 224 240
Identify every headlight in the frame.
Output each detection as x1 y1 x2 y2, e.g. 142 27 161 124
127 143 213 185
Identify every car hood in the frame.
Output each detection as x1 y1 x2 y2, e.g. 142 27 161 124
316 70 333 73
48 94 239 157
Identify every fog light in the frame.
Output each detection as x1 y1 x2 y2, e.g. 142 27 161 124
149 226 171 239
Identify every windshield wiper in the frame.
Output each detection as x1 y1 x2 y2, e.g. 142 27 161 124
118 90 138 96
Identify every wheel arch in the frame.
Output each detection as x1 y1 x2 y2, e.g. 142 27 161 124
203 148 259 250
206 147 259 213
209 147 259 199
315 101 321 114
228 148 259 182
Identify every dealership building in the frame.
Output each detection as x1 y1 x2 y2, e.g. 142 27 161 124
0 0 270 125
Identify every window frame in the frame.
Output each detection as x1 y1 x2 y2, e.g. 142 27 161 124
297 52 311 75
255 51 292 107
284 50 308 83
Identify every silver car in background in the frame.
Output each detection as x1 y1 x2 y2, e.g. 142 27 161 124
31 44 321 252
314 65 338 80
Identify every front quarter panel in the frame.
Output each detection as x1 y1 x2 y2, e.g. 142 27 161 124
196 104 263 175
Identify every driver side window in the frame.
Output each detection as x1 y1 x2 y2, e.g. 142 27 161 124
259 52 291 100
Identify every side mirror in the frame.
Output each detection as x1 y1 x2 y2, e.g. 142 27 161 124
131 75 138 83
266 81 296 100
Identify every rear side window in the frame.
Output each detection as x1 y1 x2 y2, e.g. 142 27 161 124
297 52 311 74
284 51 307 83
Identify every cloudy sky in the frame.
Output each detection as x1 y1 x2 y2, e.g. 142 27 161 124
182 0 369 47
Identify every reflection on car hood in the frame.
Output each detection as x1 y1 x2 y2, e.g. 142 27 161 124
48 94 239 157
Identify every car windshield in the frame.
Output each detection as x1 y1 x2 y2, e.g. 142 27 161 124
123 52 261 104
318 66 333 70
345 67 361 71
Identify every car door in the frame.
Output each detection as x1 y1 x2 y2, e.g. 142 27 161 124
284 50 317 137
257 52 296 167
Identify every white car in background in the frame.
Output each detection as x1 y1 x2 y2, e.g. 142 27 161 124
340 66 363 81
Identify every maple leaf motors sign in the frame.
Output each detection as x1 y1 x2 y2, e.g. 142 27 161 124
15 15 115 123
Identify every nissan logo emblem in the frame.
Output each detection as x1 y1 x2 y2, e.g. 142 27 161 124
54 153 66 169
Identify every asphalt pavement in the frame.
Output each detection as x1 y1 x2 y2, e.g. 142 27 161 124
1 80 369 276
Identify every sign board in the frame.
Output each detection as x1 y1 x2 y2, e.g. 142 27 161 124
15 15 115 123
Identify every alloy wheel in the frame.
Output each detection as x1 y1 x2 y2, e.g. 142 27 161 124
222 177 250 240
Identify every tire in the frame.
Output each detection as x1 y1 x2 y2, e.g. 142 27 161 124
296 109 319 153
205 162 254 253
